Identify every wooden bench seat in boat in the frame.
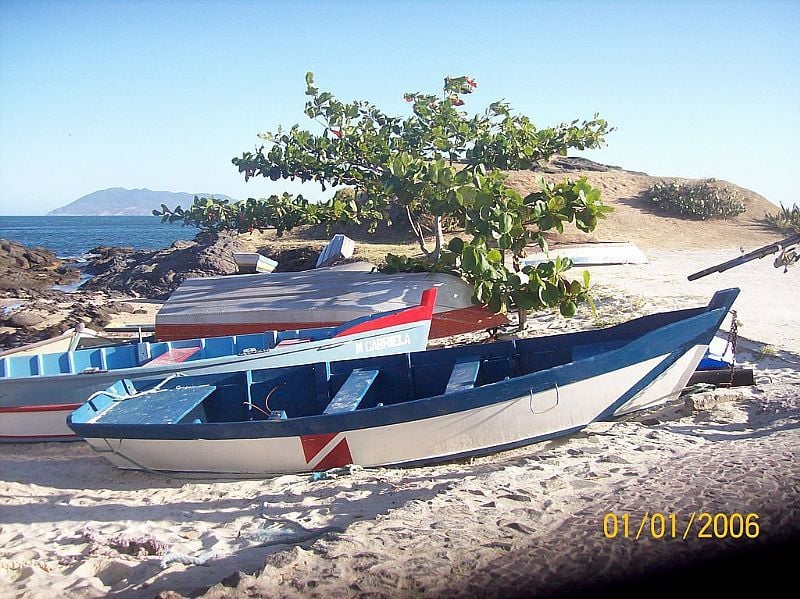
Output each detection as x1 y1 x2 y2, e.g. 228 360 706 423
145 346 201 366
444 360 481 394
323 369 379 414
90 385 215 425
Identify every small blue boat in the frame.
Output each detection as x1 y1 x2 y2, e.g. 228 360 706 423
67 289 739 475
0 289 436 442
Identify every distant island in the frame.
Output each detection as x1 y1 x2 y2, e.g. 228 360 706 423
48 188 236 216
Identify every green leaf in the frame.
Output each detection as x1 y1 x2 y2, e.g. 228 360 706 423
499 213 513 234
487 248 503 263
582 270 590 288
488 292 505 314
537 236 548 253
448 237 465 253
514 290 539 310
474 281 490 304
462 246 478 271
541 282 559 306
476 252 490 274
559 300 577 318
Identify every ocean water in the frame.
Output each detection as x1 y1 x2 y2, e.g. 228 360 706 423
0 215 200 257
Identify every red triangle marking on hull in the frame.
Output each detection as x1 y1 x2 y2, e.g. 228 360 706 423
313 438 353 471
301 432 338 463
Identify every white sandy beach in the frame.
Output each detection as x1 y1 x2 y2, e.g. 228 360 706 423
0 248 798 598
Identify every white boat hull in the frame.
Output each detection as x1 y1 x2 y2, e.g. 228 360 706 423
83 354 671 474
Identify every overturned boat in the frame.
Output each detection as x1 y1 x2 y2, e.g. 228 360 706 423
68 289 739 475
0 289 435 442
154 269 508 341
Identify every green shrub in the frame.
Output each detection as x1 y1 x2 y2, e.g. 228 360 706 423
644 179 745 220
765 203 800 233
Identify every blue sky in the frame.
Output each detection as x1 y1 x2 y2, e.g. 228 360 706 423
0 0 798 215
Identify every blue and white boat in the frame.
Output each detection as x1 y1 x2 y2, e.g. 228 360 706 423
67 289 739 475
0 289 436 442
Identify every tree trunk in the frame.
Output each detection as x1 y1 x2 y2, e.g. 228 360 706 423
406 206 430 255
433 216 445 262
517 306 528 331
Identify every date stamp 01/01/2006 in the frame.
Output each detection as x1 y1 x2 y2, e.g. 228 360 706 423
602 512 761 541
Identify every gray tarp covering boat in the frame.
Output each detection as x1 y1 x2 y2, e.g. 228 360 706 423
155 269 508 340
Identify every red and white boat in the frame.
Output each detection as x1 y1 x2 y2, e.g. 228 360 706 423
155 269 507 341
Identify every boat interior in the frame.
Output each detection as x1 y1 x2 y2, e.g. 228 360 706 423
74 305 708 427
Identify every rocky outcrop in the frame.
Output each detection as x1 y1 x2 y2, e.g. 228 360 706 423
0 239 81 290
538 156 649 176
0 231 254 350
0 291 135 351
80 230 247 299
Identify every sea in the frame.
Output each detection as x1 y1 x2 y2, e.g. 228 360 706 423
0 216 200 258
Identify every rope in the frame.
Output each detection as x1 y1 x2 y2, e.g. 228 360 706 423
101 373 187 402
725 310 739 386
242 382 284 417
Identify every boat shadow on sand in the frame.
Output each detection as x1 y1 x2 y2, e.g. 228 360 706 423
0 462 483 597
0 457 465 525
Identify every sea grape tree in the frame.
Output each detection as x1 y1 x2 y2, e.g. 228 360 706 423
157 73 613 324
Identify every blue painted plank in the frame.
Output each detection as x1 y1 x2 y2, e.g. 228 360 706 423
93 385 215 425
445 360 481 394
324 369 379 414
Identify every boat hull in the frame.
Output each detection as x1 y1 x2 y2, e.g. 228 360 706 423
70 289 739 475
0 320 431 443
83 355 662 474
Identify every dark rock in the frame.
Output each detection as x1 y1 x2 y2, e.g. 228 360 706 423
7 311 47 328
170 240 194 250
0 239 81 291
107 302 136 313
539 156 649 176
271 246 324 273
220 571 246 587
684 389 744 413
80 231 247 299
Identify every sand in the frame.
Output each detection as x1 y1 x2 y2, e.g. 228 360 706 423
0 248 798 598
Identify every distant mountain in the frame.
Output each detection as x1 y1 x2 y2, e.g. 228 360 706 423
48 188 236 216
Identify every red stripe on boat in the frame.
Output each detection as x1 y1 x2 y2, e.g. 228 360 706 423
333 287 437 338
0 403 84 414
